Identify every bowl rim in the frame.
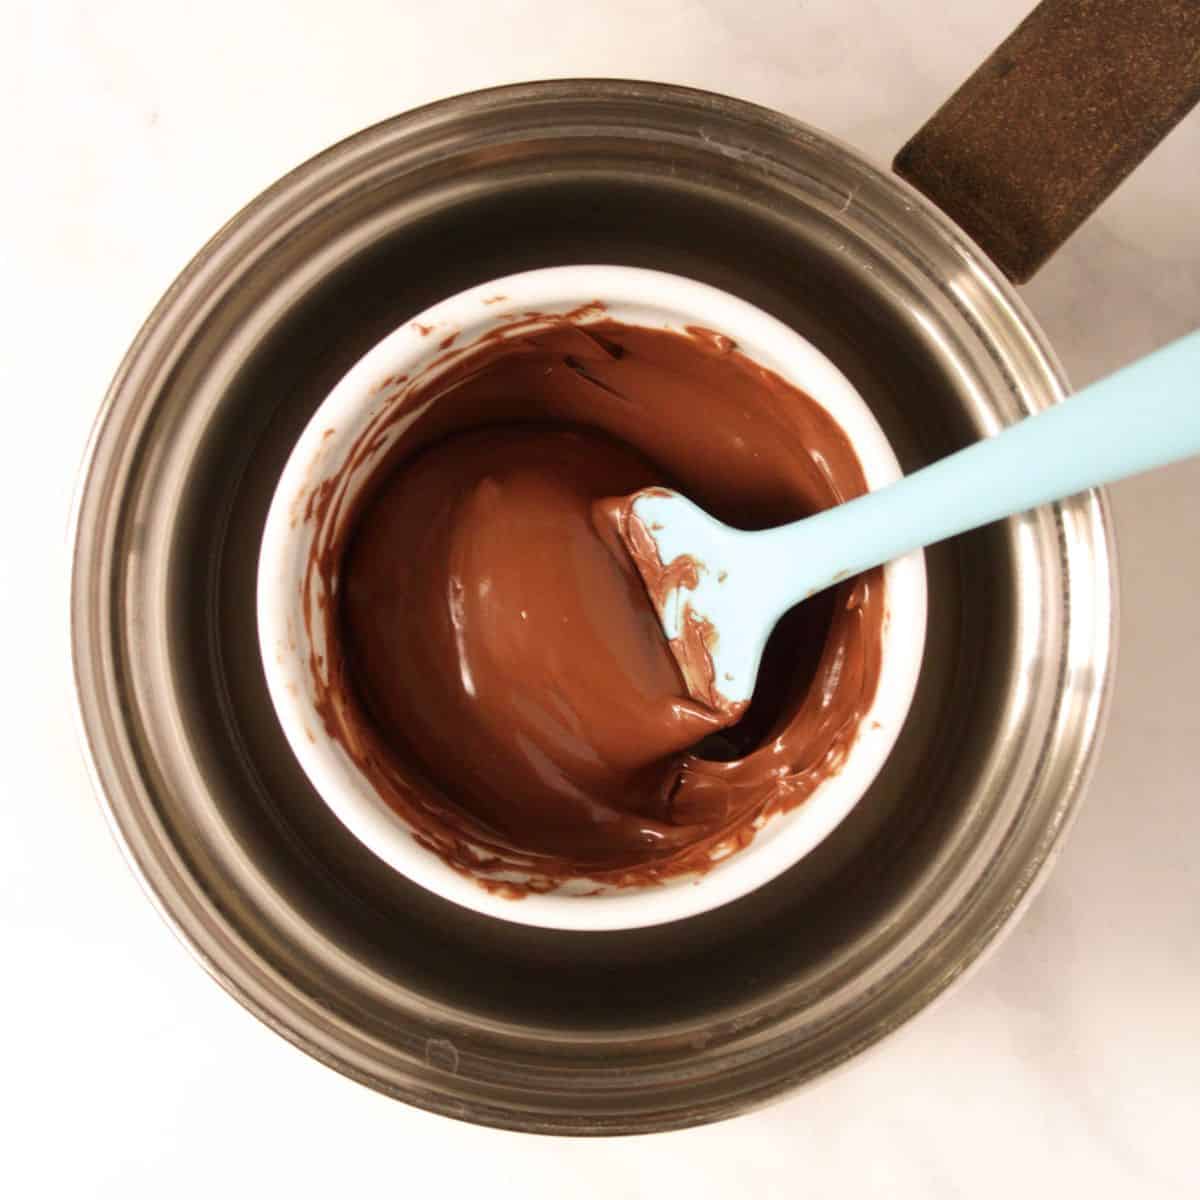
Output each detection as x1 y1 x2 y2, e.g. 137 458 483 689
256 263 929 930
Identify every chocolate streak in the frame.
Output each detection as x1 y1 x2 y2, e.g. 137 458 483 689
304 310 884 892
597 491 735 720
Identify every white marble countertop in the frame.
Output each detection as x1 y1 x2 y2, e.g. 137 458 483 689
6 1 1197 1194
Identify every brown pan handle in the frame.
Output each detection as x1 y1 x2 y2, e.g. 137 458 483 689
894 0 1200 283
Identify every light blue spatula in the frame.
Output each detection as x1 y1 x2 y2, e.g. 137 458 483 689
625 330 1200 713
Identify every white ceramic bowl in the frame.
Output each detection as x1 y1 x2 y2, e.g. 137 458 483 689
257 266 927 930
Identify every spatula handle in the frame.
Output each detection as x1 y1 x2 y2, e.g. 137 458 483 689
763 330 1200 599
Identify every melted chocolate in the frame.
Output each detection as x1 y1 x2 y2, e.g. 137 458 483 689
306 312 884 891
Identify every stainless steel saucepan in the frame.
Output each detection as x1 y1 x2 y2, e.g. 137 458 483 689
70 0 1200 1134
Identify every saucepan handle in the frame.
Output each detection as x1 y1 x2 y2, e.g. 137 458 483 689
894 0 1200 283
